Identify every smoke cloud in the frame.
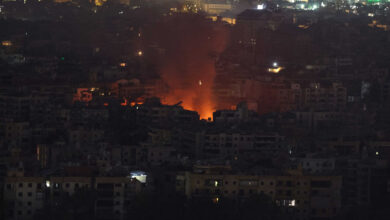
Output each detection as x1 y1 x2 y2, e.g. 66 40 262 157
146 14 229 119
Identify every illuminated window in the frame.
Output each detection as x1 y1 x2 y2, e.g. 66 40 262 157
1 41 12 46
205 179 222 187
276 199 296 207
239 180 258 186
257 4 265 10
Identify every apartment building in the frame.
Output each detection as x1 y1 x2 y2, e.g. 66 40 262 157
195 129 286 160
3 177 46 220
3 176 144 220
302 82 347 111
177 165 342 220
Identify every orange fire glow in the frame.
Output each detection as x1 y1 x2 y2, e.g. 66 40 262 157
130 101 144 107
159 58 218 120
120 98 128 106
162 83 215 120
146 15 229 120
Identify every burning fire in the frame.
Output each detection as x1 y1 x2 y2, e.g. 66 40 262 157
161 79 215 120
145 14 229 120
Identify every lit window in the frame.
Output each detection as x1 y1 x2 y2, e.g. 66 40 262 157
1 41 12 46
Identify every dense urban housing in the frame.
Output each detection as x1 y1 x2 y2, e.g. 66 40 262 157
0 0 390 219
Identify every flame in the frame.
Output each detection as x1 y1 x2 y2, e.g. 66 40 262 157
145 15 229 120
130 100 144 107
159 60 218 120
162 84 215 120
120 98 128 106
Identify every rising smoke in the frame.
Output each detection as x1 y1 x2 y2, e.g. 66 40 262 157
145 14 229 119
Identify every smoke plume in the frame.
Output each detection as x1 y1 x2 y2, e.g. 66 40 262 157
146 14 229 119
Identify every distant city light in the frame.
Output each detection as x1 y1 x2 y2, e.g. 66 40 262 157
277 199 296 207
268 67 284 74
130 171 147 183
298 25 309 29
46 180 50 187
120 62 127 67
368 13 374 17
198 80 202 86
273 62 278 67
257 4 265 10
137 50 143 56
